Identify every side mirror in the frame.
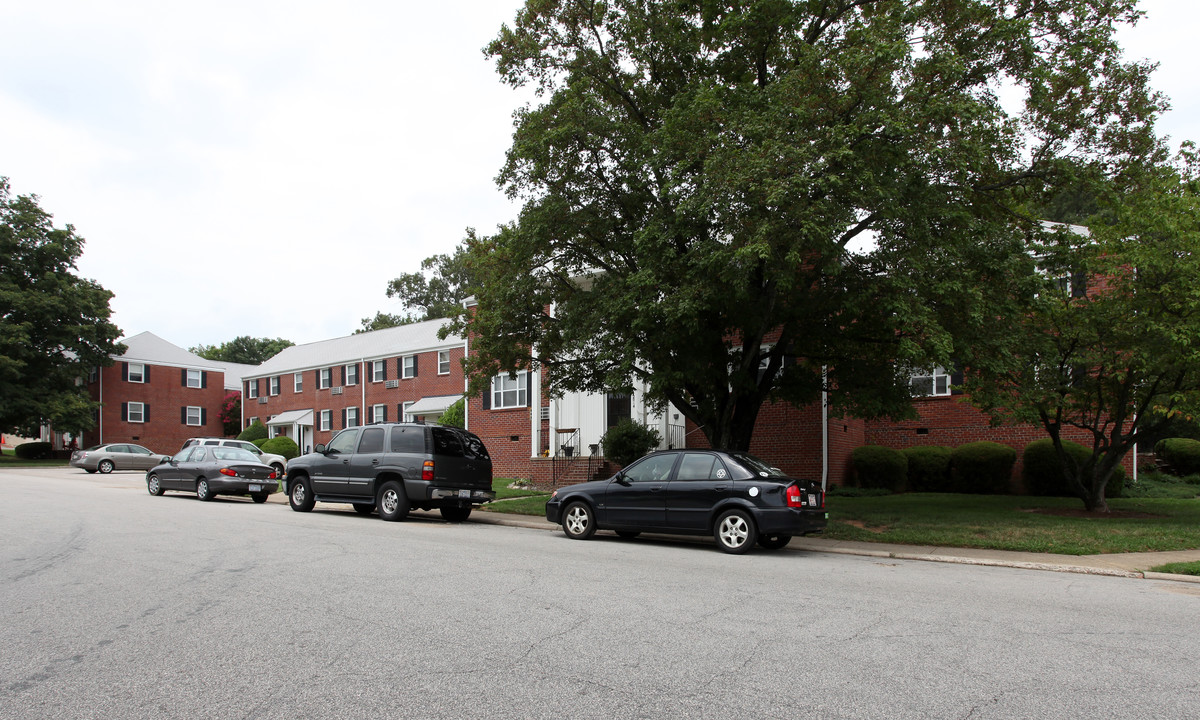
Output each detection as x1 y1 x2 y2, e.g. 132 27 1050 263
314 443 327 454
614 472 630 486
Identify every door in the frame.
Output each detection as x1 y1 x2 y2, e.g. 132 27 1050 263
309 429 358 493
158 448 194 489
347 427 386 497
127 444 161 469
603 452 678 529
665 453 732 531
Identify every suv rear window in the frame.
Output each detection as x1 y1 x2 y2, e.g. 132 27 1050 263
430 427 464 458
458 431 490 461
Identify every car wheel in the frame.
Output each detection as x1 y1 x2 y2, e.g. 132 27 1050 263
562 501 596 540
84 468 97 474
714 509 757 554
440 505 472 523
271 463 285 477
353 503 375 515
289 477 315 512
377 481 410 522
147 474 164 496
98 460 114 474
251 494 269 504
196 478 214 502
615 530 640 540
757 533 792 550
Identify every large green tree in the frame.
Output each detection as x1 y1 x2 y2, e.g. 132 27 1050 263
0 178 123 439
367 243 479 333
190 336 293 365
454 0 1164 451
967 154 1200 512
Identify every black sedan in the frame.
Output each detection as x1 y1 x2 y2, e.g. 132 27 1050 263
545 449 826 554
146 446 279 503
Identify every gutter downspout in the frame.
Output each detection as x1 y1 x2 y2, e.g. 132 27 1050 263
360 359 367 424
821 365 828 492
98 367 104 444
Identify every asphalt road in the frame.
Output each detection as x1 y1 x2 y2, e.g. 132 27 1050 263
2 467 1198 719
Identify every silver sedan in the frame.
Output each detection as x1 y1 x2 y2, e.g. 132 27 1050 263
70 444 167 474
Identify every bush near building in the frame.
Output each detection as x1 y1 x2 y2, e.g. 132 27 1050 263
903 445 952 492
1154 438 1200 476
238 420 268 443
260 436 300 461
1023 438 1126 498
851 445 907 491
15 442 53 459
600 420 662 467
949 441 1016 494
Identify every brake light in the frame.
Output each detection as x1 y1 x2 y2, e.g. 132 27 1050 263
422 460 434 481
786 484 804 507
220 468 238 477
268 470 277 480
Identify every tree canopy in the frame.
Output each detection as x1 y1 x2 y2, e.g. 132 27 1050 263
967 152 1200 511
191 336 293 365
368 243 478 333
0 178 123 438
453 0 1165 451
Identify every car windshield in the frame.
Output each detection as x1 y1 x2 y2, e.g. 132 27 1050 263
726 452 789 478
212 448 259 463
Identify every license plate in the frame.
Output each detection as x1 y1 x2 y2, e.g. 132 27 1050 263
459 489 470 499
808 494 817 506
249 484 262 492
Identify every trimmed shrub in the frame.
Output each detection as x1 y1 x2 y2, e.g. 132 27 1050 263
238 420 268 442
949 441 1016 494
903 446 952 492
252 437 269 448
260 436 300 461
600 420 662 467
1155 438 1200 476
439 398 465 428
15 441 53 459
1023 438 1126 498
851 445 907 491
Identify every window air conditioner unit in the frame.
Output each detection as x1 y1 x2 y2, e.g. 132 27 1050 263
331 387 343 395
385 379 399 389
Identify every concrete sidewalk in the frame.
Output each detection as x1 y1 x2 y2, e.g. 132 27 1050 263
471 510 1200 583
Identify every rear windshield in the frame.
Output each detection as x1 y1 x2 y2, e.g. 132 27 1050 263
213 448 258 463
430 427 464 458
458 431 490 461
726 452 789 479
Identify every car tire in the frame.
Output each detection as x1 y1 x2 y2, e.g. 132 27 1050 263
271 463 285 477
251 494 269 504
147 474 164 496
714 509 757 554
196 478 215 502
98 460 114 474
289 477 315 512
84 469 97 474
562 501 596 540
615 530 640 540
440 505 472 523
353 503 375 516
757 533 792 550
377 481 410 522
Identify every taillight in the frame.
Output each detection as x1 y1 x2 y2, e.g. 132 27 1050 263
786 484 805 507
268 470 277 480
220 468 238 477
422 460 434 481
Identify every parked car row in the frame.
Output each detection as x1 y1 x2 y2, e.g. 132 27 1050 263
93 423 828 555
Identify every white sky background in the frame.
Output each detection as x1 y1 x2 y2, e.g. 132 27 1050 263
1 0 1197 350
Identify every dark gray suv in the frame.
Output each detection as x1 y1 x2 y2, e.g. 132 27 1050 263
283 423 494 522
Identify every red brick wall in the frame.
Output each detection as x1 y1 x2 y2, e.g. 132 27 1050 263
246 347 467 448
83 361 228 455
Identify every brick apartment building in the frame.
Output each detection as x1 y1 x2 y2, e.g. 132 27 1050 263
80 332 253 455
242 321 467 453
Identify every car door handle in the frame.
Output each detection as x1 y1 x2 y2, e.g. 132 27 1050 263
343 459 350 465
650 485 663 492
714 485 727 491
371 459 379 465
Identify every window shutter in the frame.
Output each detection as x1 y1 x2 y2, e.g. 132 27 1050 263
315 369 320 388
201 371 208 389
526 371 532 403
144 366 150 382
482 383 491 410
341 366 346 385
412 355 418 377
396 357 402 377
181 369 187 387
122 363 128 381
342 408 347 429
383 360 388 380
181 407 187 424
144 404 150 422
382 406 388 422
121 402 128 421
397 403 404 420
201 408 207 425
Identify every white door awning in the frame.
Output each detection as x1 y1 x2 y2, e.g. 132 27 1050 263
406 394 463 416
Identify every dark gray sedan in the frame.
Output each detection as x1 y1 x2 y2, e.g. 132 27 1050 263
70 443 167 474
146 446 279 503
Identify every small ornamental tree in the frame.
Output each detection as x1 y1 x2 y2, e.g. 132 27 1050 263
439 398 465 428
218 392 241 436
600 420 661 467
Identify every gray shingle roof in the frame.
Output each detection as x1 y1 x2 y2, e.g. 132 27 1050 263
247 319 462 380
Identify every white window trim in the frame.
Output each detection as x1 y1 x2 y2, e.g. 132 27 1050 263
294 373 303 393
186 368 202 389
491 372 528 409
909 366 952 397
402 355 416 379
128 363 145 383
319 368 331 390
270 376 280 396
346 407 360 428
345 364 359 386
127 401 145 423
186 406 203 426
372 360 385 383
319 409 331 432
371 404 386 423
402 401 415 422
247 381 258 399
248 416 258 427
438 350 450 375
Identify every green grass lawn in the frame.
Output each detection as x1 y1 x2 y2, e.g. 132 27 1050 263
0 454 67 467
480 475 1200 556
1149 561 1200 576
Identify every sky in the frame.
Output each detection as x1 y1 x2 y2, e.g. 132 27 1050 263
1 1 1197 352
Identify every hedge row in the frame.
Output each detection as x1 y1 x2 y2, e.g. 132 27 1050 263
1155 438 1200 476
1022 438 1125 499
852 442 1016 494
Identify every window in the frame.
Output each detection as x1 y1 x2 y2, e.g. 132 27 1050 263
345 407 359 428
909 366 952 397
676 453 724 481
186 369 203 388
357 427 385 454
185 406 203 426
390 426 425 453
372 360 385 383
248 416 257 427
126 402 145 423
371 404 387 424
319 409 331 432
89 366 99 384
294 373 303 393
402 355 416 379
127 363 145 383
247 380 258 399
270 376 280 396
623 453 679 483
491 372 528 409
402 401 414 422
326 429 359 454
345 364 359 386
438 350 450 375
